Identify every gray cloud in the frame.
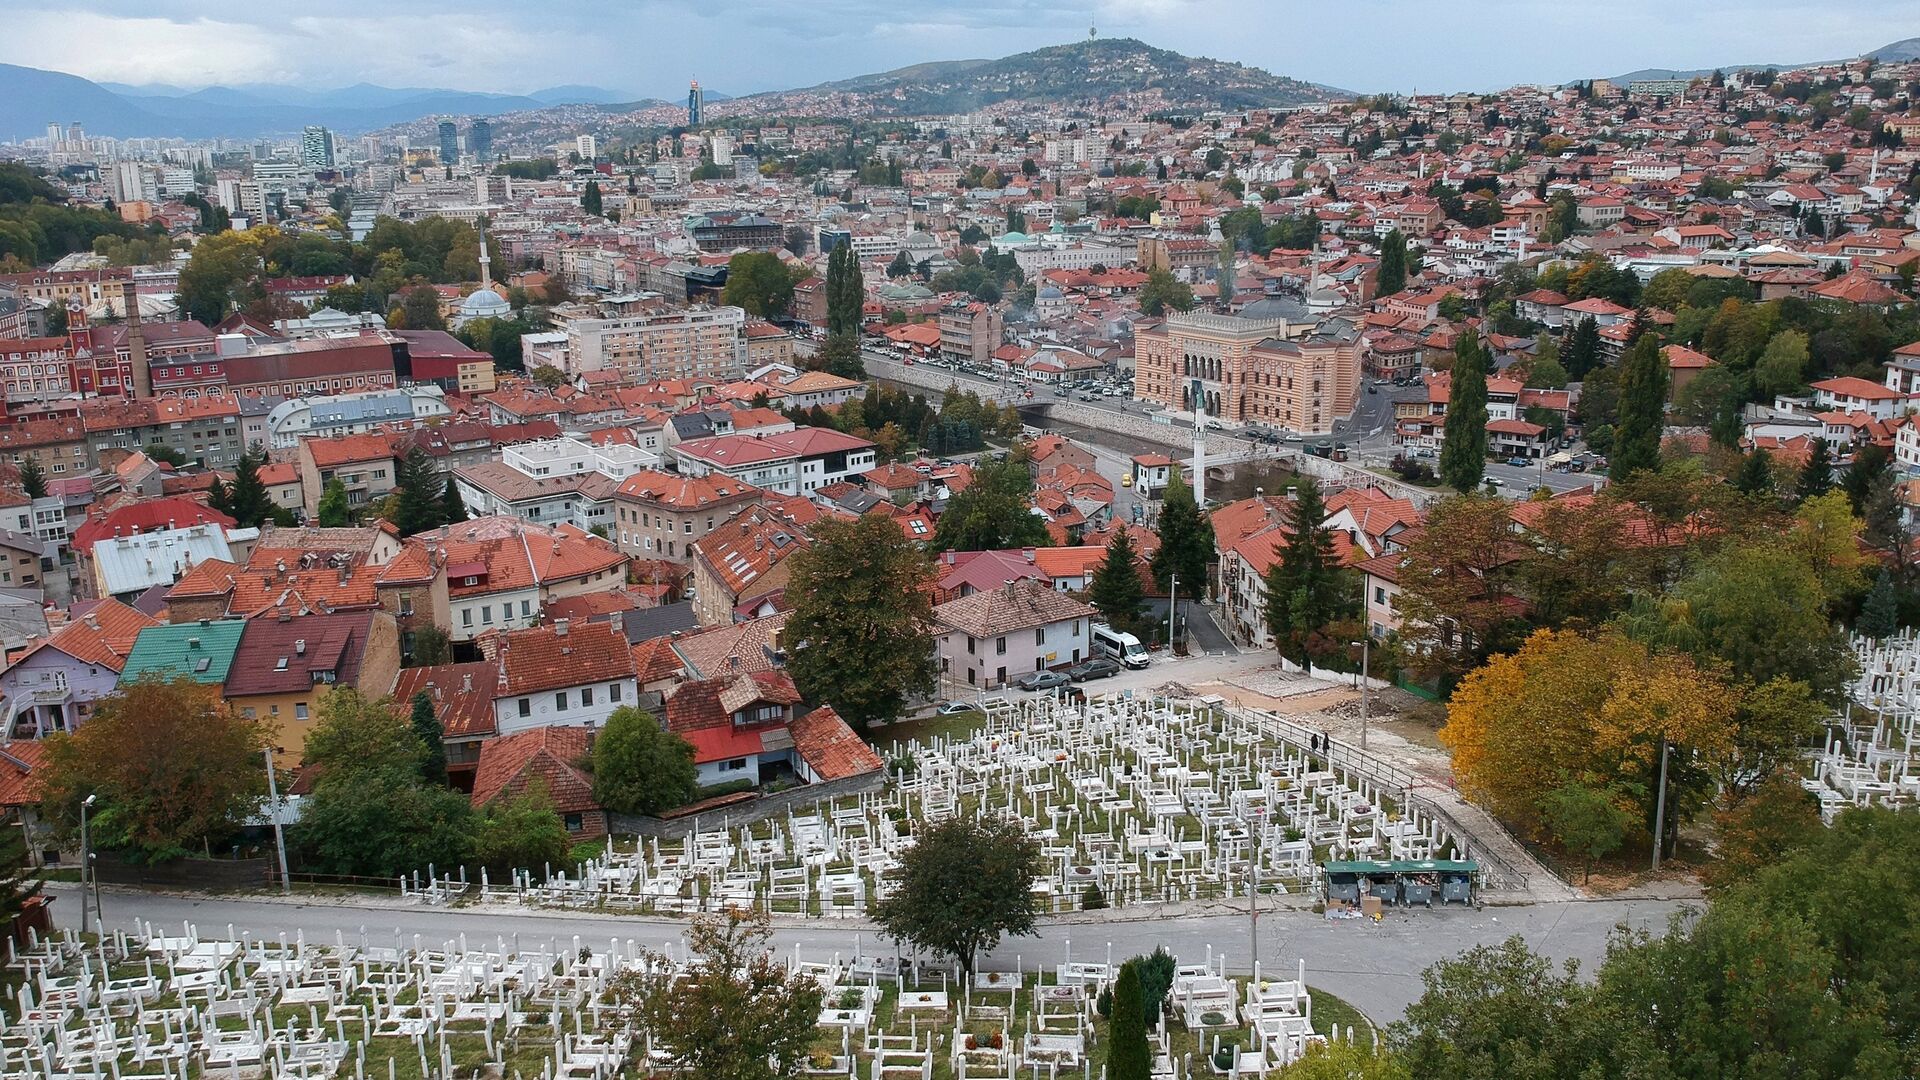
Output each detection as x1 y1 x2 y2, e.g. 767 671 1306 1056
0 1 1909 97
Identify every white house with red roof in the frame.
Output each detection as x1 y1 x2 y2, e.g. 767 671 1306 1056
1811 376 1910 422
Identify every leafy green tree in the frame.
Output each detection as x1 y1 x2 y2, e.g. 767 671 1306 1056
934 457 1051 552
408 691 447 783
1138 269 1194 316
1753 328 1810 397
591 705 698 815
1440 334 1489 493
472 785 570 875
1538 782 1630 883
1263 478 1358 667
786 514 937 728
1563 316 1601 380
886 250 912 279
581 180 603 217
721 251 799 318
400 285 446 331
1088 530 1146 634
16 458 44 499
316 477 351 526
142 443 187 467
294 764 474 877
612 908 824 1080
408 625 452 668
0 821 42 929
814 332 865 379
1151 473 1213 597
1376 228 1408 296
1108 963 1151 1080
1388 937 1591 1079
37 677 271 863
873 815 1043 975
1272 1042 1409 1079
1608 334 1668 482
1523 349 1568 390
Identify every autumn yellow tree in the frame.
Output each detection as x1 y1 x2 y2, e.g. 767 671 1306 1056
1442 629 1736 847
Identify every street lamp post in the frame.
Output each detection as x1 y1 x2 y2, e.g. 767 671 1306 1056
1651 739 1672 872
1351 637 1371 751
78 793 97 936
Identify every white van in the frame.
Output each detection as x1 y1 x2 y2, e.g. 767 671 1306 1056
1090 623 1151 669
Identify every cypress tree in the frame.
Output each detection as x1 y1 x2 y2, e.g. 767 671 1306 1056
1108 962 1151 1080
1609 333 1668 482
1376 228 1408 296
1440 333 1489 493
227 447 272 527
1565 316 1601 379
410 692 447 783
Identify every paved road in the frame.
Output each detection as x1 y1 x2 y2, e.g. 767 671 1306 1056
47 883 1690 1026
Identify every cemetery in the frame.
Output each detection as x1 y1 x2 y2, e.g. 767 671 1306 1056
0 919 1371 1080
1819 630 1920 816
437 692 1489 917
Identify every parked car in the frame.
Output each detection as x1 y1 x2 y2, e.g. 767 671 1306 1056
1068 657 1122 681
1506 456 1530 468
934 701 977 715
1486 477 1507 487
1015 670 1073 691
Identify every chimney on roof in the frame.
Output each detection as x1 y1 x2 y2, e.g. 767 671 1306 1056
460 672 472 693
294 638 306 656
555 618 569 637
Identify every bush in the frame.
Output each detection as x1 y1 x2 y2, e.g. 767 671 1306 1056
1082 882 1108 910
692 778 757 801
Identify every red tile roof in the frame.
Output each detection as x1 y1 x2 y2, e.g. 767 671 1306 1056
498 620 636 696
789 706 884 781
470 726 597 813
394 660 501 740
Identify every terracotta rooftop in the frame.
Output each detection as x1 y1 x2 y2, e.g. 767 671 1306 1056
470 725 597 813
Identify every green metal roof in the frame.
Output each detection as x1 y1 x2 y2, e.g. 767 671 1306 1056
1324 859 1478 874
119 621 247 685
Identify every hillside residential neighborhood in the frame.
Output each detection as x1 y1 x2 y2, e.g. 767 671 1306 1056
0 13 1916 1078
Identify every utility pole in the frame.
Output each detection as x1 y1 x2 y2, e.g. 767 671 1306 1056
78 795 94 936
1167 574 1179 654
1247 820 1260 971
1650 739 1671 872
1354 636 1372 751
263 746 291 894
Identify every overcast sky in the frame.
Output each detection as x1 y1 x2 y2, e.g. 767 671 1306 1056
2 1 1912 98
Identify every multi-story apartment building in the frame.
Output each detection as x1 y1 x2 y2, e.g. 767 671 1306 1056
612 469 765 565
937 300 1003 367
560 303 748 384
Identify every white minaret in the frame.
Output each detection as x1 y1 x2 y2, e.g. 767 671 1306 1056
1191 377 1207 507
478 222 494 292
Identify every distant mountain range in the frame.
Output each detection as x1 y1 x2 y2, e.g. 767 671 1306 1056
1608 35 1920 83
6 33 1917 143
0 67 664 141
724 38 1349 115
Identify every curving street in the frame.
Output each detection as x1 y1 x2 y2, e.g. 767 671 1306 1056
47 883 1692 1026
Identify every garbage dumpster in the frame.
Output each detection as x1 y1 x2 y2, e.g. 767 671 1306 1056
1441 871 1474 905
1403 874 1438 907
1325 872 1361 904
1368 878 1401 905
